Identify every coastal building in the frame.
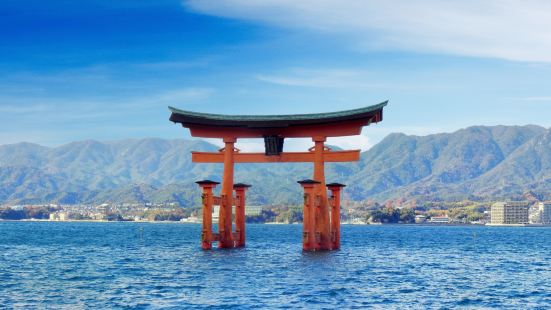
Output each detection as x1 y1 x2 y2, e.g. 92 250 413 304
181 216 200 223
428 216 450 224
415 215 427 223
530 202 551 224
211 205 264 222
49 212 68 221
541 202 551 224
93 213 106 221
529 204 541 224
490 201 530 225
244 206 263 216
212 205 220 223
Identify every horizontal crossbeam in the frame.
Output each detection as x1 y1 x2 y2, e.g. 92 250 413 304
192 150 360 163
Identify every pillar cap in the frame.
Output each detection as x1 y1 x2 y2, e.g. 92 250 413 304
195 180 220 186
297 179 321 185
233 183 252 189
327 182 346 188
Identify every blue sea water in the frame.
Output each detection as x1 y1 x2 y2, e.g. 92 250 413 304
0 222 550 309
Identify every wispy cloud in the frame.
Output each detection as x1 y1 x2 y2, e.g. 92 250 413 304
150 88 214 103
131 58 218 70
0 104 51 114
0 86 214 120
513 96 551 102
0 130 84 146
230 135 373 152
367 126 449 138
328 134 372 151
0 55 219 145
256 68 382 89
186 0 551 63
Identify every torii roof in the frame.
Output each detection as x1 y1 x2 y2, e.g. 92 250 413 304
169 101 387 138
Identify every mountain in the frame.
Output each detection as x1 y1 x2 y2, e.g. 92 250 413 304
0 125 550 206
348 125 548 201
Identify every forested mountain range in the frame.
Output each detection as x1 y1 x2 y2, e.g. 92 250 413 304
1 125 550 206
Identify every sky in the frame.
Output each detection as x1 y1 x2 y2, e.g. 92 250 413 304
1 0 550 151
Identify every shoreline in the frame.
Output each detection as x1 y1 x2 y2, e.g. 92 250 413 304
2 219 551 227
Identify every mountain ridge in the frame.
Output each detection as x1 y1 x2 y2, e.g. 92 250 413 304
1 125 550 206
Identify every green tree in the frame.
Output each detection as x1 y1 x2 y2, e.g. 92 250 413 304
0 208 26 220
246 209 276 223
399 208 415 223
368 207 415 224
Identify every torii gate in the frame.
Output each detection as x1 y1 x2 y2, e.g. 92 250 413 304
169 101 387 251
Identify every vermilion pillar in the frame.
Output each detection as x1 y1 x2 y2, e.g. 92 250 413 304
312 137 331 250
298 179 320 251
196 180 220 250
233 183 251 247
327 183 346 250
219 137 236 248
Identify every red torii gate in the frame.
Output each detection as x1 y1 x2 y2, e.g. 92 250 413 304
169 101 387 251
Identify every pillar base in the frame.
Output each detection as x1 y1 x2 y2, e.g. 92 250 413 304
298 179 345 252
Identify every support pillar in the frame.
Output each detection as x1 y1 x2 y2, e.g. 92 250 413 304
196 180 220 250
327 183 346 250
298 179 320 251
233 183 251 247
219 137 236 248
312 136 331 250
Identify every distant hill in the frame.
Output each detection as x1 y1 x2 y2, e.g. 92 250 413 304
1 125 550 206
351 125 549 201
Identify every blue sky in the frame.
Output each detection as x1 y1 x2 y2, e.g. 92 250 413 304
1 0 550 150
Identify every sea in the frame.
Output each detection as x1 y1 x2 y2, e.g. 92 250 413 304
0 222 550 309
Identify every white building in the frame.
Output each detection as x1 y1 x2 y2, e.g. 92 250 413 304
541 202 551 224
49 212 68 221
490 201 530 225
428 216 450 224
530 202 551 224
212 205 220 223
211 205 264 222
245 206 263 216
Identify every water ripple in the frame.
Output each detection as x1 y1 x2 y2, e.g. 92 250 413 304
0 222 550 308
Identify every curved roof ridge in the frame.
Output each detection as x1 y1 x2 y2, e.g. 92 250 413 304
169 101 388 122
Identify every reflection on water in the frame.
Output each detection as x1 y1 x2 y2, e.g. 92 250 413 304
0 222 550 308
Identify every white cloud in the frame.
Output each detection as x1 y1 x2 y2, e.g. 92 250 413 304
368 125 448 137
0 104 51 114
0 130 84 146
132 58 218 70
256 68 382 88
328 134 372 151
234 138 313 152
232 136 372 152
235 139 264 152
514 96 551 102
202 138 225 149
150 88 214 103
185 0 551 63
